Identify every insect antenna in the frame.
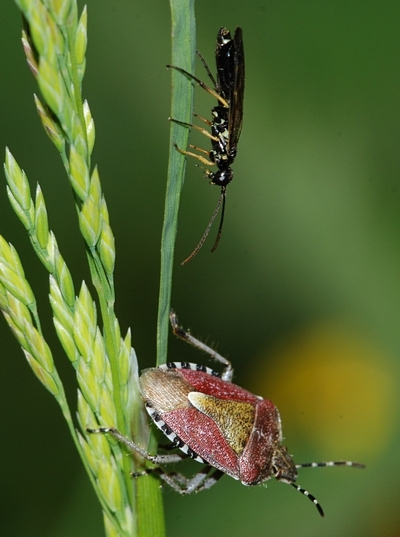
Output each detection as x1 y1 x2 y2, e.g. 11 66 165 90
295 460 365 470
292 459 365 516
181 188 225 265
290 483 325 517
210 187 226 252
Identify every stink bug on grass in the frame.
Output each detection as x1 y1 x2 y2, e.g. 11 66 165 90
167 27 245 264
88 311 365 517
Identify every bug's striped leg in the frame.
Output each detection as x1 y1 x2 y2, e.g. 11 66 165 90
86 427 183 464
133 465 224 494
169 309 233 381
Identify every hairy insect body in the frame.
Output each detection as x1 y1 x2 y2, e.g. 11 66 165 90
140 363 300 487
87 307 365 514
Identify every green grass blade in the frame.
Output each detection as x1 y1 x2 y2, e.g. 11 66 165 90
157 0 196 367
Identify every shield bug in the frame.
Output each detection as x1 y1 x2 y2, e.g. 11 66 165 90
88 311 365 516
167 27 245 264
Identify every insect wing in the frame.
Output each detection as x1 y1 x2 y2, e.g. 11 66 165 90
214 27 245 152
228 27 245 152
215 27 235 99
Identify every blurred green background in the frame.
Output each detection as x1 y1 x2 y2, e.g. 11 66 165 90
1 1 399 536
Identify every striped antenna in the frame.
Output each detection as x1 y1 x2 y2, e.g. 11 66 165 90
293 459 365 516
290 482 325 517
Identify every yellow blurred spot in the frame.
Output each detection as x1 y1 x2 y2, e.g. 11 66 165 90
249 322 397 456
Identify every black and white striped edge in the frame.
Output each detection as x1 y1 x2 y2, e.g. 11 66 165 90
161 361 221 377
145 403 207 464
296 461 365 469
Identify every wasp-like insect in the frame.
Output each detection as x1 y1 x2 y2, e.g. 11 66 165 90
167 27 245 264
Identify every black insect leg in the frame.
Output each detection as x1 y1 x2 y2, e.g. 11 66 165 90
196 50 217 87
169 309 233 381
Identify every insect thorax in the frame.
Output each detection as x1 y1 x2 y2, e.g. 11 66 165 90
210 106 232 168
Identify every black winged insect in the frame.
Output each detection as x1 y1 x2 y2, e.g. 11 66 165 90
167 27 245 264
